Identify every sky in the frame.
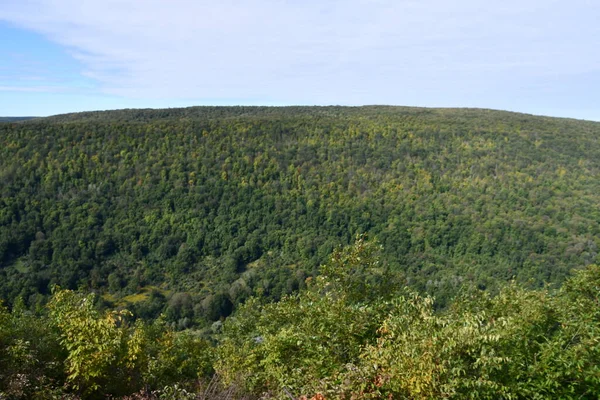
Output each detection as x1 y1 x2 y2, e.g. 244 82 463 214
0 0 599 120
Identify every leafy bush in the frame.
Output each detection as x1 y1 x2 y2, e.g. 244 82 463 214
216 237 399 398
0 299 67 399
48 288 213 397
340 266 600 399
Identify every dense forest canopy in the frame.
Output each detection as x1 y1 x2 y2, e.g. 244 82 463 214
1 106 600 326
1 106 600 399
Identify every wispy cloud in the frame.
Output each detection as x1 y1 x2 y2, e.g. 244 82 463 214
0 0 599 109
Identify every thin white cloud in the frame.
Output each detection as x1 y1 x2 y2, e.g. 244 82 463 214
1 0 599 108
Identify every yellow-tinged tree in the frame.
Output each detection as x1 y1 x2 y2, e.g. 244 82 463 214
49 288 130 394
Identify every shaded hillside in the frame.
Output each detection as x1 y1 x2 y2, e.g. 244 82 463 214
1 106 600 323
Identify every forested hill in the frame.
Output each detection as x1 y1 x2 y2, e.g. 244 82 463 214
1 106 600 323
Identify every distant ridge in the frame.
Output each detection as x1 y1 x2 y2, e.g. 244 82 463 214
0 116 37 122
31 105 599 124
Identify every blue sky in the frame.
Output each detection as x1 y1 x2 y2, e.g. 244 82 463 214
1 0 599 120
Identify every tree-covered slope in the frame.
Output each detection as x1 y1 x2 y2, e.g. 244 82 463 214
1 106 599 322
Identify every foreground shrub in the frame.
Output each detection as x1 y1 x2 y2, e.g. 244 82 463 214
341 265 600 399
216 237 397 398
48 288 213 397
0 299 67 399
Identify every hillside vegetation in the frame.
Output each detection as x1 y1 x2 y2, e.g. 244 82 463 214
1 106 600 324
1 106 600 398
